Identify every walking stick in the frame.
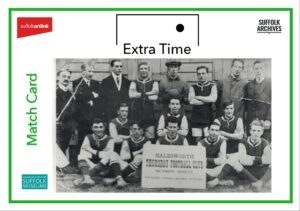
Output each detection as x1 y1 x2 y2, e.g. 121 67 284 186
56 77 84 122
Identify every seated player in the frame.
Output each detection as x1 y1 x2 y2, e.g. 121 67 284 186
189 66 217 142
198 122 232 188
207 120 271 191
157 116 189 145
234 119 271 191
73 118 127 189
157 97 188 138
109 103 131 155
129 62 158 142
118 121 151 179
214 101 244 159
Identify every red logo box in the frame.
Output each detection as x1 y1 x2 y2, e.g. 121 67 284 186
17 17 52 38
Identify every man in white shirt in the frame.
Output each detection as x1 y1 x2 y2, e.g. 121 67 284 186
101 60 131 122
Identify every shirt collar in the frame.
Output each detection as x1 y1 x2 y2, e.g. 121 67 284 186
167 112 180 118
137 77 151 83
221 115 235 122
131 136 145 143
247 137 262 147
83 77 90 84
197 80 209 86
165 134 179 143
205 136 220 145
167 75 180 81
93 134 107 141
58 83 69 92
116 117 128 125
255 77 265 84
112 72 122 80
230 73 241 81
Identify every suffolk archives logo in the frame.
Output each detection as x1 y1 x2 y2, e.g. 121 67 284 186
17 17 52 38
257 19 282 34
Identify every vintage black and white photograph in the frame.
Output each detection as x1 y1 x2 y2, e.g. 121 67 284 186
55 58 271 193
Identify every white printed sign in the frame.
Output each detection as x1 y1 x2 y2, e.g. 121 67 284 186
142 144 206 189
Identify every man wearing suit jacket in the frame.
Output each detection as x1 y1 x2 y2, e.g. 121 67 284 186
56 70 76 154
101 60 131 123
71 63 102 166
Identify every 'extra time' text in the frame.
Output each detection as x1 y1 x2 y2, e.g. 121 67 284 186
124 43 191 55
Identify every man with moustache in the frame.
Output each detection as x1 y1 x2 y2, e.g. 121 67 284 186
56 70 76 154
101 59 131 122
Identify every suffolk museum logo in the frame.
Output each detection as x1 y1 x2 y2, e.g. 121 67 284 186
17 17 53 38
22 174 48 189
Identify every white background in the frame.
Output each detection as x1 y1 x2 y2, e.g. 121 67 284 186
0 0 299 210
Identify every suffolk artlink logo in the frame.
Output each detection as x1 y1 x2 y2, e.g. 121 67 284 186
257 19 282 33
22 174 48 189
17 17 52 38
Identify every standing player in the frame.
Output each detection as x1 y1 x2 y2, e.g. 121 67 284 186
157 97 189 138
129 62 159 142
73 118 127 188
189 66 217 142
157 116 189 146
158 60 189 111
245 61 271 141
214 101 244 157
109 103 131 155
217 59 247 118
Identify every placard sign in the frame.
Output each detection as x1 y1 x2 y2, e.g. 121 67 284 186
142 144 206 189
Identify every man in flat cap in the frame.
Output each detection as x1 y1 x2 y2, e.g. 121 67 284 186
158 60 189 112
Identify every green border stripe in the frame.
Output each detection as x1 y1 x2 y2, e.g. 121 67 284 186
9 8 292 12
8 8 12 203
289 8 293 203
8 8 293 204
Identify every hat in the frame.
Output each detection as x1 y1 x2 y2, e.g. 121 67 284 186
165 60 182 67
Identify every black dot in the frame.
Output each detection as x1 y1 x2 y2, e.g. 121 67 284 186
176 24 184 32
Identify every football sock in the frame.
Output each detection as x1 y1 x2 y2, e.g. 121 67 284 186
122 163 137 177
110 163 122 177
80 166 89 175
260 167 271 184
238 168 258 183
217 164 233 180
89 163 104 176
206 174 215 181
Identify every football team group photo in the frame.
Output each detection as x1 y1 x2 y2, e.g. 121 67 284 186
55 58 271 193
